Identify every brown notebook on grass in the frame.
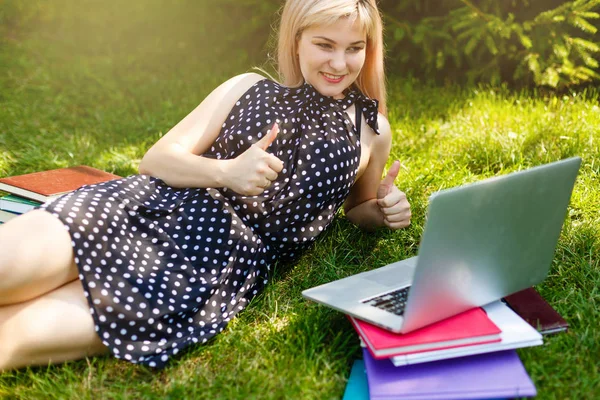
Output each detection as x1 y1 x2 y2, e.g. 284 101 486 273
0 165 120 203
503 287 569 335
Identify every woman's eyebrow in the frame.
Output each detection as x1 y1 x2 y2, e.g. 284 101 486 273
312 36 366 45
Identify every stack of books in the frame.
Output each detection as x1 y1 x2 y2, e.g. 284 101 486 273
0 165 120 224
342 288 568 400
0 193 41 223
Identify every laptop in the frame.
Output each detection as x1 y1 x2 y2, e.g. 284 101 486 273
302 157 582 333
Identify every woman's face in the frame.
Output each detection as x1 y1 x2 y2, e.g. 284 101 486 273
296 17 367 99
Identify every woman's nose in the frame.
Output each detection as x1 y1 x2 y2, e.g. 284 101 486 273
328 51 346 71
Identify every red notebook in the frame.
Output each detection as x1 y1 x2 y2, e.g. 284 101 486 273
0 165 120 202
349 307 502 359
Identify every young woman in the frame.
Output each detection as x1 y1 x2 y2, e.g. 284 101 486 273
0 0 410 370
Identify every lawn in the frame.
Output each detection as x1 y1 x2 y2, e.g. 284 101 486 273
1 1 599 399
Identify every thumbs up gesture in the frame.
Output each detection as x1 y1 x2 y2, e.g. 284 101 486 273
222 123 284 196
377 160 411 229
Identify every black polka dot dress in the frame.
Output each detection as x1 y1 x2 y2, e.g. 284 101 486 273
39 79 380 368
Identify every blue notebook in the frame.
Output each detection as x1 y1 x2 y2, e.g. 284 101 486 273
342 360 369 400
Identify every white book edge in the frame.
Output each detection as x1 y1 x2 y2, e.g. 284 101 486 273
0 183 62 203
0 209 18 222
0 199 39 213
390 300 543 367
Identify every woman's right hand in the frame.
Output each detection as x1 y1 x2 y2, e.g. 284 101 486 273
221 123 284 196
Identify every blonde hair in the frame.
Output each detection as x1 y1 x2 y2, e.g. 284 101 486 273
277 0 387 114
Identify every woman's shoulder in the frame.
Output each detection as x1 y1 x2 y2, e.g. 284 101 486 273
210 73 267 99
370 112 392 148
207 73 286 106
376 113 391 137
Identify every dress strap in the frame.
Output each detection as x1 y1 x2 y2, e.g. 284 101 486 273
299 81 380 135
356 97 380 135
355 103 362 134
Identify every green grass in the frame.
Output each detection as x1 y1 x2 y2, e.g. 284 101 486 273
1 1 599 399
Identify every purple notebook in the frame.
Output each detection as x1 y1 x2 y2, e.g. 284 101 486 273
363 349 536 399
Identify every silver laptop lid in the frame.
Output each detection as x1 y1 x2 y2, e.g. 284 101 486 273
400 157 581 332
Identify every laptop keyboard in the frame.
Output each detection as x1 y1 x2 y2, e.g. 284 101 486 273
362 286 411 316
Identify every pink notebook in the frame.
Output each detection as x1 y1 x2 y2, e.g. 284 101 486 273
349 307 501 359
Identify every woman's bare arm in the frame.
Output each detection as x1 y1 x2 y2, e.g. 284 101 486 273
138 73 266 188
343 114 392 230
344 114 411 230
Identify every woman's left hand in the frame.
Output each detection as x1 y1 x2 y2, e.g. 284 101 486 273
377 160 411 229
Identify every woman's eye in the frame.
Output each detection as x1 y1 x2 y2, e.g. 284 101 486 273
348 47 364 53
317 43 332 49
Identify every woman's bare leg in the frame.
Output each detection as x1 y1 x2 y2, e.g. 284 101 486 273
0 210 78 305
0 279 108 371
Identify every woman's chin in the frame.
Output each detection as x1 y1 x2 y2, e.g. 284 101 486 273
314 82 348 98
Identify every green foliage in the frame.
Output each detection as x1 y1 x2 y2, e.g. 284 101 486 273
1 2 600 398
381 0 600 88
210 0 281 67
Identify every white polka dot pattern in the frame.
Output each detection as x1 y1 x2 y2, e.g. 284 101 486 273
39 79 380 368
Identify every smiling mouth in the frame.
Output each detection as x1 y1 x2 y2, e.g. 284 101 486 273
321 72 345 83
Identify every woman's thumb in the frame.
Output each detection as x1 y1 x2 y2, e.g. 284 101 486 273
256 122 279 150
377 160 400 200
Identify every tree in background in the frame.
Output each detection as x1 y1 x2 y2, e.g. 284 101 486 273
2 0 598 89
381 0 600 88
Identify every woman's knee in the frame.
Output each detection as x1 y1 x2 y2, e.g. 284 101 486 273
0 223 20 283
0 210 75 289
0 281 105 370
